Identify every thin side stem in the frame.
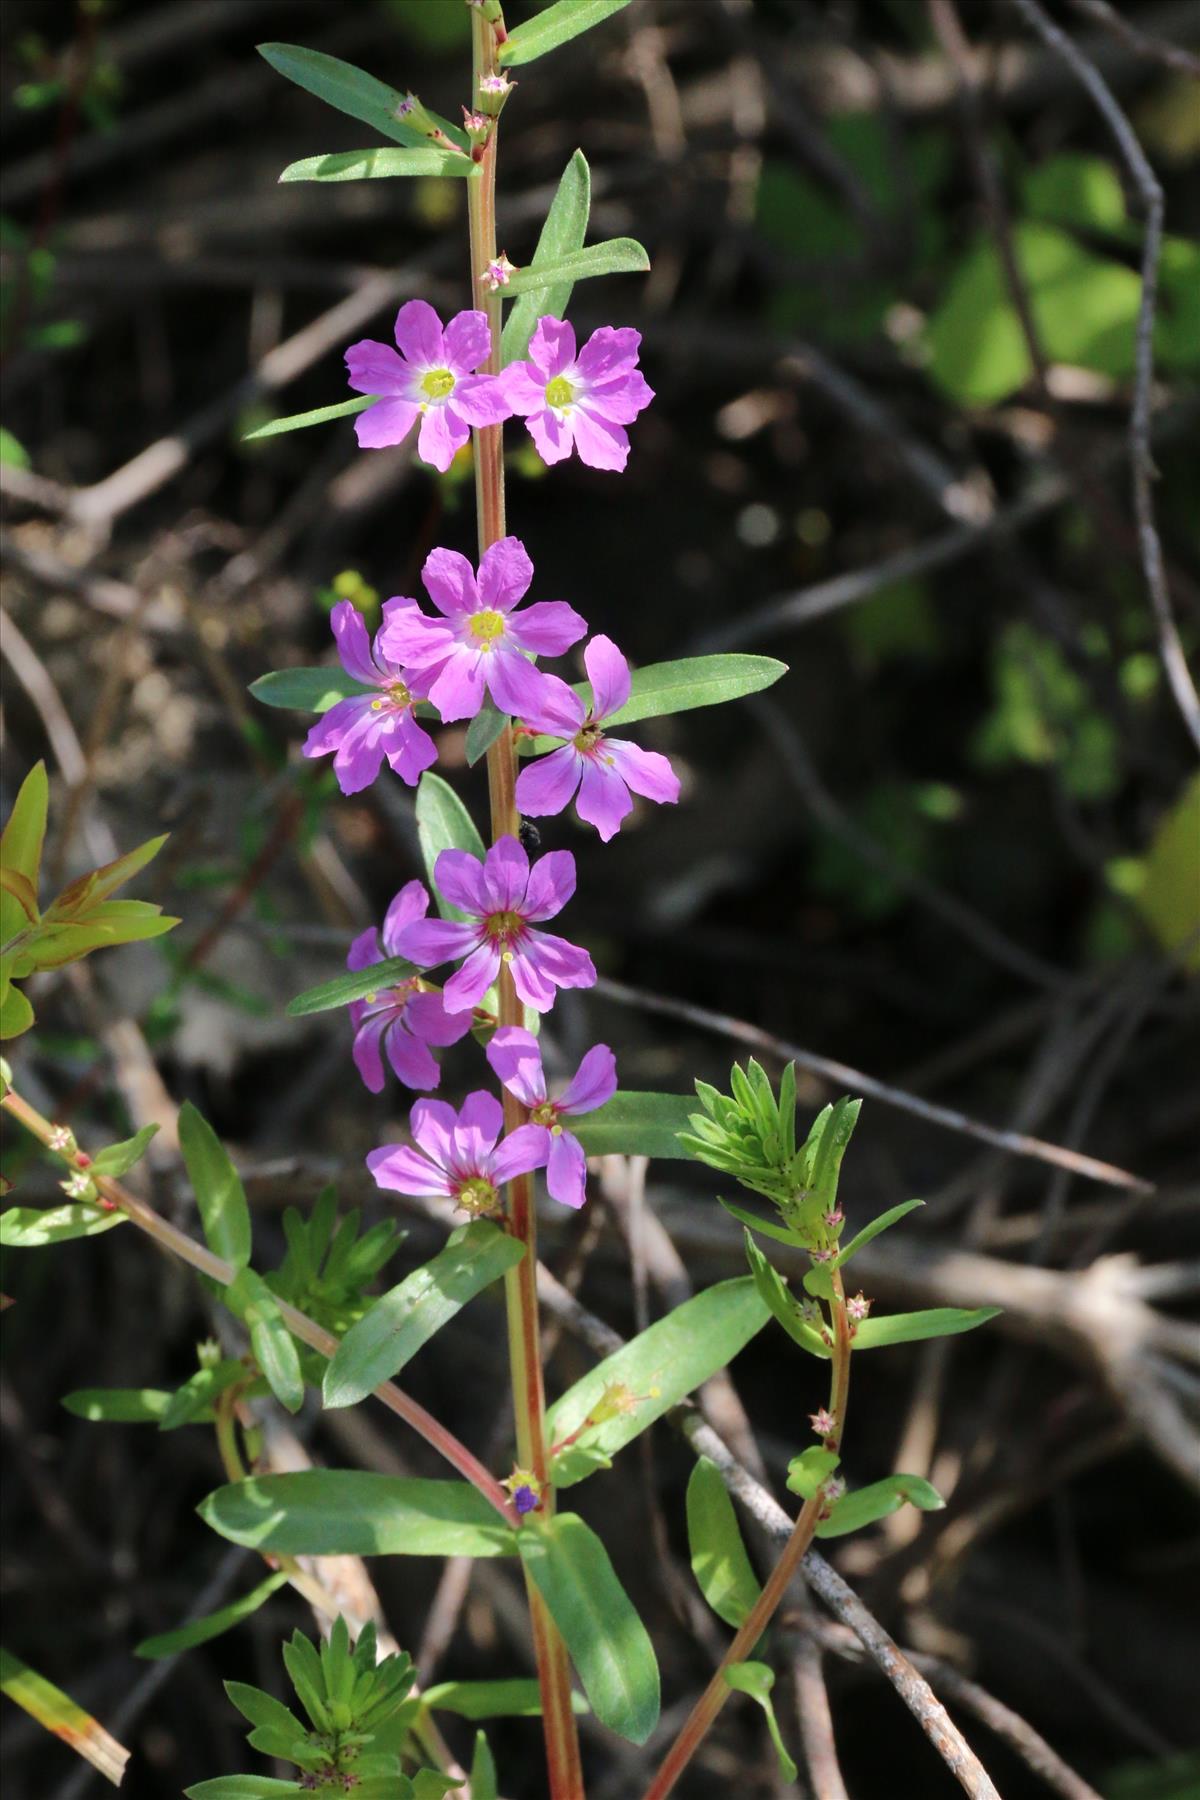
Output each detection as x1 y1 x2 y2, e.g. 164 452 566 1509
0 1087 511 1517
640 1277 855 1800
467 13 585 1796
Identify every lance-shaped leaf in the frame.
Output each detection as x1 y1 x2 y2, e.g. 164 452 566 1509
520 654 788 753
502 149 590 365
470 1732 498 1800
243 396 379 445
135 1572 290 1660
0 1647 129 1786
743 1232 831 1359
62 1388 176 1424
465 700 508 767
89 1123 160 1179
718 1196 805 1249
286 954 417 1018
422 1678 589 1719
198 1470 518 1557
569 1091 694 1160
45 834 167 919
546 1279 769 1485
815 1473 944 1539
852 1306 1001 1349
686 1457 762 1628
159 1359 249 1431
806 1096 861 1215
258 44 467 150
185 1780 301 1799
832 1198 924 1270
723 1663 797 1782
502 238 648 295
0 981 34 1039
0 762 48 945
517 1512 659 1744
179 1102 252 1270
0 1204 126 1247
227 1269 304 1413
281 146 475 183
416 771 486 920
500 0 633 67
324 1222 524 1408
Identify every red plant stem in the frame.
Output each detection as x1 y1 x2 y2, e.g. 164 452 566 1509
0 1086 513 1518
640 1275 855 1800
466 14 585 1796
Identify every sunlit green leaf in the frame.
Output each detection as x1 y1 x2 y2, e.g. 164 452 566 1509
0 1204 126 1246
852 1306 1001 1349
199 1471 517 1557
280 147 474 183
422 1678 588 1719
832 1199 923 1270
723 1662 797 1782
285 954 417 1018
500 0 633 66
257 44 467 150
416 772 485 920
179 1102 252 1271
89 1123 160 1179
502 238 648 295
686 1457 762 1628
243 397 379 444
815 1473 944 1538
785 1445 840 1500
502 149 590 364
228 1269 304 1413
62 1388 175 1424
570 1091 694 1160
135 1574 290 1659
743 1233 830 1359
520 655 788 753
0 1647 129 1785
0 762 48 944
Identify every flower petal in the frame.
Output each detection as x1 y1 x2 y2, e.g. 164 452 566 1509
380 880 430 956
525 405 572 465
528 315 577 379
367 1143 451 1198
422 547 479 617
329 600 382 685
575 756 633 840
498 361 546 416
605 738 680 805
483 648 557 719
569 407 630 472
410 1097 459 1168
482 835 530 913
452 374 512 427
377 607 456 668
385 1021 441 1090
443 308 492 373
346 926 382 973
583 371 655 425
417 403 468 473
583 634 631 722
393 298 445 367
575 326 642 383
434 848 490 918
351 1012 389 1093
381 710 439 786
345 339 413 397
330 706 387 795
546 1128 588 1209
354 398 421 450
515 744 583 818
442 939 501 1012
558 1043 617 1115
478 536 534 613
511 928 595 1010
406 989 473 1047
395 917 477 969
455 1089 505 1169
522 849 576 922
429 647 487 722
492 1123 552 1186
507 600 587 657
486 1025 547 1108
302 695 371 761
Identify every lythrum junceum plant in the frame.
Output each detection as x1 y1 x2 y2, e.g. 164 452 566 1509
0 3 999 1795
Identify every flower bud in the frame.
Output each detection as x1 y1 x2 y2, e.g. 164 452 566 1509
462 107 491 149
48 1124 77 1156
477 70 515 118
481 252 517 292
196 1337 222 1370
61 1170 98 1203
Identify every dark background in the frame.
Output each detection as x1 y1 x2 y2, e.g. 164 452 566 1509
2 1 1199 1796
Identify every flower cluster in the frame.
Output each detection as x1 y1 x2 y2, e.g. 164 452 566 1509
326 296 663 1214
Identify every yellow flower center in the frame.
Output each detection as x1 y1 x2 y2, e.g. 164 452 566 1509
485 909 522 942
531 1101 558 1127
573 724 604 754
456 1177 500 1218
545 375 575 410
468 609 506 646
421 367 456 401
371 679 412 712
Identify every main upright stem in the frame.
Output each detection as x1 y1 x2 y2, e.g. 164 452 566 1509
467 14 585 1796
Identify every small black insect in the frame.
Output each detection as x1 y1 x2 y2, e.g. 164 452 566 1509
518 817 541 853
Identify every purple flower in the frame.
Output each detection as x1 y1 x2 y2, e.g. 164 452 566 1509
486 1027 616 1209
396 836 595 1014
367 1090 546 1218
302 601 439 795
500 318 654 472
378 536 585 723
515 635 680 840
345 299 510 472
345 881 473 1092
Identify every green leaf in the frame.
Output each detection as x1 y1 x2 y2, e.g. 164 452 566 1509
815 1473 944 1539
257 44 467 150
324 1223 524 1407
62 1387 175 1424
852 1306 1001 1350
502 238 648 295
0 1647 129 1786
517 1513 659 1744
470 1731 498 1800
280 147 474 183
285 954 417 1018
422 1678 588 1720
415 772 485 920
723 1662 797 1783
500 0 633 66
0 762 48 944
135 1573 290 1659
89 1123 160 1179
806 1096 860 1215
185 1781 302 1800
501 149 590 365
464 701 508 767
0 427 30 469
718 1197 804 1249
785 1446 840 1500
686 1458 762 1628
545 1278 769 1485
569 1091 695 1160
832 1198 923 1270
228 1269 304 1413
159 1359 247 1432
0 1204 126 1246
520 655 788 753
225 1679 309 1741
1136 772 1200 972
0 982 35 1040
179 1102 252 1270
243 397 379 444
743 1233 830 1359
198 1471 518 1557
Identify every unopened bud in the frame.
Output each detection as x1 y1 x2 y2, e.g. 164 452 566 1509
823 1207 843 1229
481 252 517 292
502 1465 543 1515
477 70 515 117
462 108 491 147
394 91 463 153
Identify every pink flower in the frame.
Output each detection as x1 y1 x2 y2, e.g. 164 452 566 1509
345 882 473 1092
486 1027 616 1209
368 1090 547 1218
500 318 654 472
396 836 595 1014
302 601 438 795
378 536 585 723
516 635 679 840
345 299 510 472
